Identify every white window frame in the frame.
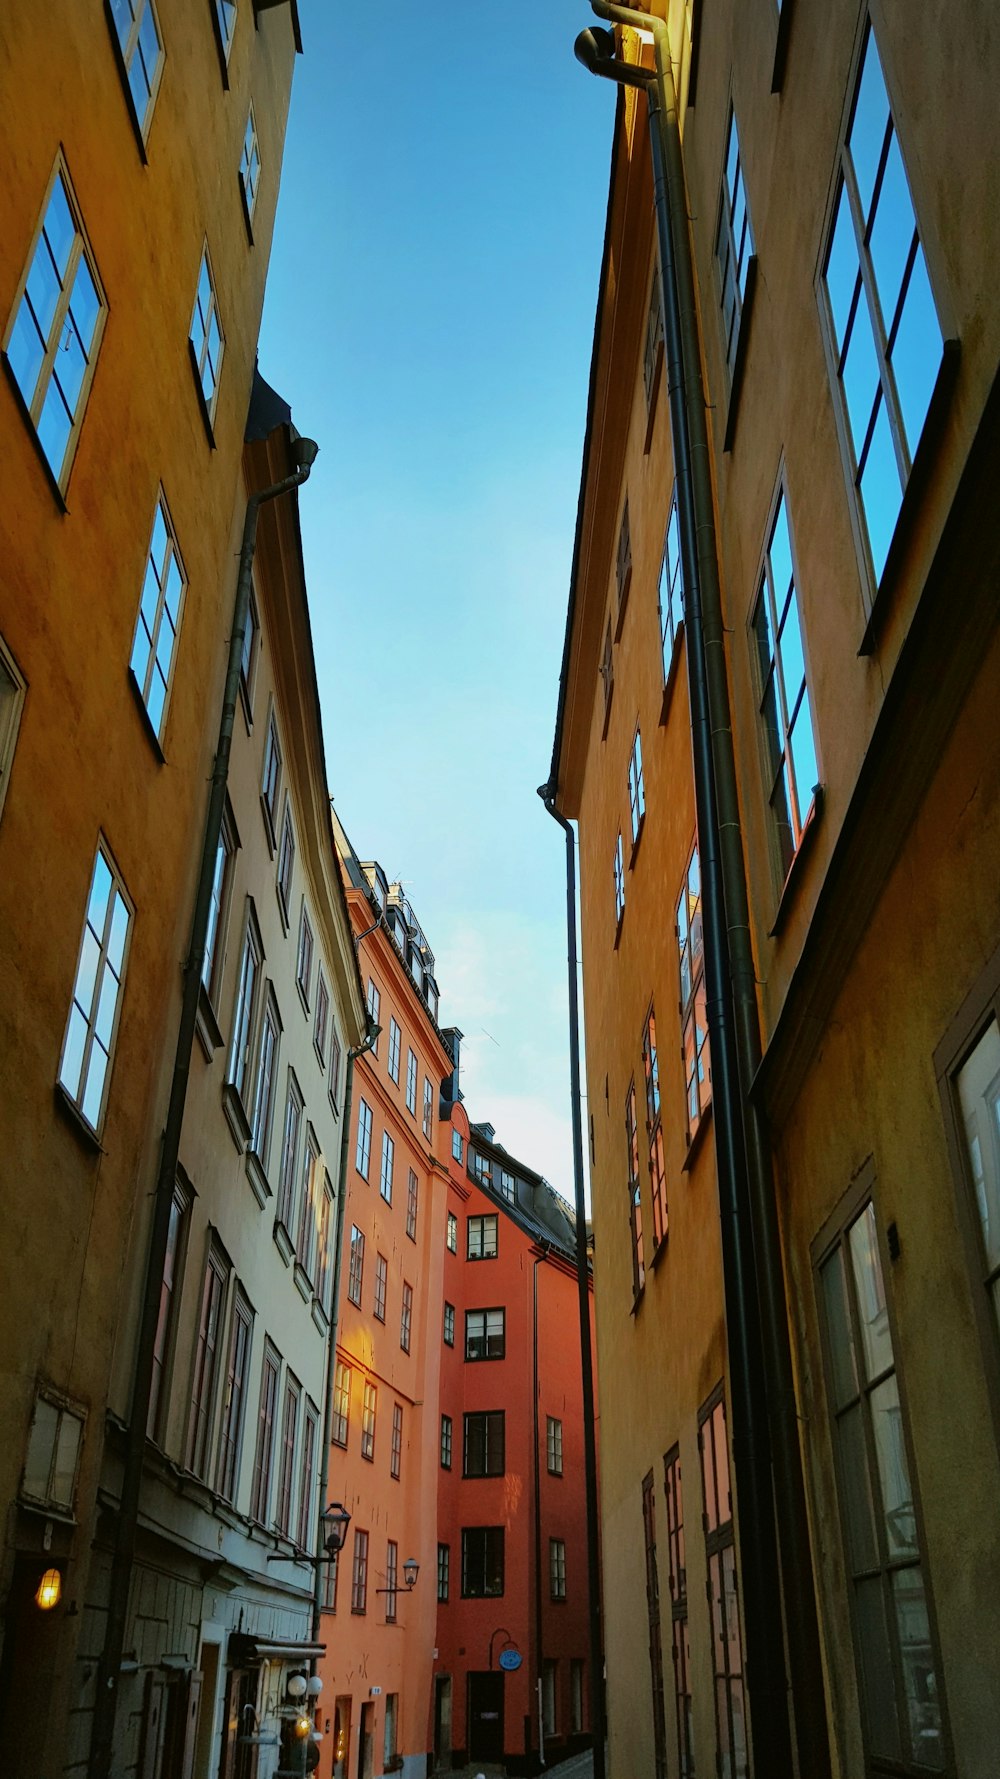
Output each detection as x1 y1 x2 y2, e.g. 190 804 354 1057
189 243 225 425
239 100 261 224
109 0 165 143
57 841 133 1135
0 635 27 824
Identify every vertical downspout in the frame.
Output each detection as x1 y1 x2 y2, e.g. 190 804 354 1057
536 796 606 1779
88 457 314 1779
531 1249 546 1770
584 8 831 1776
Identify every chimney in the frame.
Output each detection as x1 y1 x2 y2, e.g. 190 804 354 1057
439 1027 464 1108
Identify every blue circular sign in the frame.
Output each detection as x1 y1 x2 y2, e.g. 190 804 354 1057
498 1647 522 1672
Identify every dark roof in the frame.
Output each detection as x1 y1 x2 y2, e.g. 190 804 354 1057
245 365 293 442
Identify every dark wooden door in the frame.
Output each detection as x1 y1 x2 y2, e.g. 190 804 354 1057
468 1672 504 1763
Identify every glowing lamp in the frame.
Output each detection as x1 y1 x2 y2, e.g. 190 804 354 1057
294 1716 312 1740
36 1568 62 1611
287 1673 307 1699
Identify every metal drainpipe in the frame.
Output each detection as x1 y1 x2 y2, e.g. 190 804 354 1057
580 7 831 1776
531 1244 547 1771
311 1016 378 1653
535 795 606 1779
88 452 317 1779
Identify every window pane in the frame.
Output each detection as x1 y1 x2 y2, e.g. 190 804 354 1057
7 303 46 404
955 1019 1000 1273
848 30 890 225
46 178 76 277
69 257 100 354
870 1374 918 1559
834 1402 879 1574
854 1575 902 1762
858 396 902 582
848 1203 893 1380
869 134 914 332
841 299 880 461
37 379 72 478
788 701 818 822
820 1249 859 1409
23 1398 60 1500
26 247 62 345
824 184 859 353
891 1566 944 1768
81 1042 109 1127
890 245 941 457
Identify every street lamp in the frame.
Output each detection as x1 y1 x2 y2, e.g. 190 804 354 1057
320 1502 352 1560
402 1558 419 1591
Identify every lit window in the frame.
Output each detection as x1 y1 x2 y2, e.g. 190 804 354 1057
422 1075 434 1139
547 1415 564 1477
355 1098 373 1178
296 903 314 1009
715 106 754 384
216 1288 253 1504
406 1169 419 1240
446 1212 458 1253
406 1048 418 1115
626 1082 645 1300
361 1380 377 1461
0 636 26 824
374 1252 387 1322
58 844 132 1134
387 1016 401 1084
550 1538 567 1601
202 807 235 1005
822 19 944 587
464 1410 505 1478
391 1402 403 1480
275 1074 303 1231
461 1526 504 1598
628 728 645 844
699 1391 747 1779
249 1342 280 1524
400 1281 413 1353
3 159 107 491
752 488 819 881
227 907 263 1111
347 1226 365 1307
332 1360 350 1447
276 798 295 924
380 1130 394 1203
465 1307 505 1362
187 1245 229 1479
452 1129 464 1165
440 1413 453 1469
261 712 282 847
613 832 625 927
250 988 281 1165
443 1302 455 1347
214 0 237 64
189 246 224 423
659 492 684 676
239 102 261 222
21 1394 85 1513
351 1528 369 1614
677 847 711 1137
643 1007 667 1249
110 0 165 139
468 1214 498 1261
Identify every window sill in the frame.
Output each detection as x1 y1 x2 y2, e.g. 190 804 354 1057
245 1148 271 1209
659 619 685 727
613 566 632 642
188 340 218 450
238 674 254 735
273 1218 295 1267
630 1283 645 1317
293 1261 312 1303
53 1083 104 1154
196 982 225 1062
682 1097 714 1171
221 1081 250 1152
613 904 626 950
276 884 291 934
723 255 758 454
857 338 961 657
629 814 645 872
767 784 824 937
311 1296 329 1338
239 179 256 248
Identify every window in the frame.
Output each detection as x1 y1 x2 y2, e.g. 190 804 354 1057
239 579 259 721
148 1184 188 1439
332 1361 350 1448
465 1308 505 1361
664 1448 694 1778
467 1214 498 1260
816 1196 943 1770
295 1127 320 1276
643 1006 667 1249
214 0 237 62
314 968 330 1069
613 832 625 928
615 497 632 627
400 1281 413 1353
261 712 282 846
473 1151 491 1186
296 904 314 1009
440 1414 453 1469
547 1416 563 1477
406 1048 418 1114
366 978 380 1053
189 246 224 424
437 1543 450 1603
274 1372 301 1537
202 808 235 1006
351 1528 369 1614
464 1411 505 1478
406 1169 419 1241
188 1246 229 1479
641 1475 669 1779
387 1016 401 1083
374 1252 387 1322
461 1526 504 1598
330 1027 342 1113
361 1380 377 1462
550 1538 567 1602
347 1226 365 1308
297 1402 319 1551
626 1082 646 1300
380 1130 394 1203
643 270 664 410
129 492 187 743
699 1390 748 1779
391 1402 403 1480
677 847 711 1137
571 1661 585 1737
384 1541 398 1623
952 1018 1000 1346
628 728 645 845
109 0 164 140
276 798 295 925
659 492 684 677
499 1169 515 1203
443 1302 455 1347
322 1551 339 1613
355 1097 373 1178
239 102 261 223
58 844 132 1134
422 1076 434 1139
0 637 26 824
716 105 754 385
250 1342 280 1523
752 487 819 882
600 617 614 735
228 907 263 1113
316 1175 334 1314
822 18 944 588
216 1287 253 1504
275 1073 303 1232
3 159 107 491
446 1211 458 1253
21 1394 85 1513
452 1128 464 1164
542 1661 557 1736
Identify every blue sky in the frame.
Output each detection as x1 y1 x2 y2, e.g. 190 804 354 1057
258 3 613 1200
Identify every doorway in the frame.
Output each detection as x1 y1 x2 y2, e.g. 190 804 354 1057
468 1671 504 1764
433 1675 452 1770
333 1695 351 1779
356 1701 375 1779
